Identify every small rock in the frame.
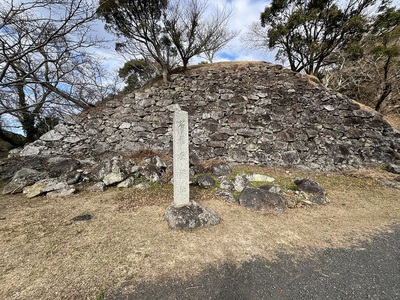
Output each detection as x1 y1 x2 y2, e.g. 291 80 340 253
117 177 135 188
87 182 106 192
211 163 232 176
294 178 324 195
234 175 249 192
239 187 286 212
70 214 92 222
220 179 234 190
381 181 400 190
386 164 400 175
323 105 335 111
246 173 275 183
7 148 22 158
310 195 330 204
216 190 237 203
134 182 150 190
65 171 81 185
164 201 221 230
196 174 215 189
140 156 167 183
259 184 281 194
47 187 76 198
90 157 131 184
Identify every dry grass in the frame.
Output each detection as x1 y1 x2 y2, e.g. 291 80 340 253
0 166 399 299
384 111 400 130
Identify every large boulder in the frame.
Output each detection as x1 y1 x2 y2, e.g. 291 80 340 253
164 201 221 230
89 157 131 186
23 178 70 198
293 178 330 205
2 168 48 194
0 156 48 180
294 178 325 195
239 187 286 212
49 158 81 178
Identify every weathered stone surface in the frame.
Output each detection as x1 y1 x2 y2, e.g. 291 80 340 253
40 130 63 141
310 194 330 204
196 174 215 189
259 184 281 194
246 174 275 183
3 168 49 194
7 148 22 158
90 157 130 186
234 175 249 192
87 182 106 192
211 163 232 176
140 156 168 183
0 156 50 180
386 164 400 175
23 178 69 198
239 187 286 212
164 201 220 230
220 179 234 190
47 187 76 198
49 158 81 178
216 190 237 203
294 178 325 195
117 177 135 188
64 172 81 185
19 145 45 156
172 110 190 206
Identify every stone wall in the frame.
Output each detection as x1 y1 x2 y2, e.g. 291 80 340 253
20 62 400 170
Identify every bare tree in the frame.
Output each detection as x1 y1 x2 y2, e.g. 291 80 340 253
166 0 238 68
0 0 112 144
323 5 400 112
98 0 237 81
98 0 176 82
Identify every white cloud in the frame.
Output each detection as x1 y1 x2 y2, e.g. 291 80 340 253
209 0 274 63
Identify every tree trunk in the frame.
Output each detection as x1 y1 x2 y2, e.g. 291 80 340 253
375 56 392 111
375 83 391 111
162 68 170 83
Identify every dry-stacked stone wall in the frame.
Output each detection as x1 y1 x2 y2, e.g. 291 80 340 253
20 62 400 170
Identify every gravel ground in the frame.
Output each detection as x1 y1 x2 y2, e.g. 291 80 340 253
107 224 400 300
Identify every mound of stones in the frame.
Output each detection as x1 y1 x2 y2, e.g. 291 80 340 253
0 154 170 198
15 62 400 171
1 153 330 213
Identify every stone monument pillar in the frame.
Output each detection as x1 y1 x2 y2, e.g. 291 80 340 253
173 110 190 206
164 110 221 230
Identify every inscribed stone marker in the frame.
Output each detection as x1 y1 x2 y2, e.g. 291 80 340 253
173 110 190 206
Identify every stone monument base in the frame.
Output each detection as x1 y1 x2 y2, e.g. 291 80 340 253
164 201 221 230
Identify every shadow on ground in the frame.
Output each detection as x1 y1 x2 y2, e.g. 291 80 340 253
107 224 400 300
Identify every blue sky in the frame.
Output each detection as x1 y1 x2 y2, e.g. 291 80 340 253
93 0 274 74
